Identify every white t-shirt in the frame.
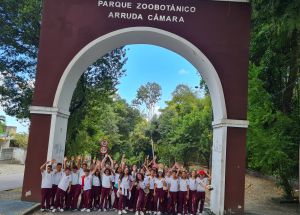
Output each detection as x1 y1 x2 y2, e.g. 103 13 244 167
167 177 179 192
83 174 93 191
102 174 112 188
41 171 53 189
58 174 71 191
138 180 146 189
114 173 120 188
71 172 80 185
92 175 101 186
131 171 137 182
196 177 208 192
188 178 197 191
111 174 115 183
78 168 86 185
145 176 156 190
154 177 165 189
53 170 64 185
179 178 189 192
120 175 132 189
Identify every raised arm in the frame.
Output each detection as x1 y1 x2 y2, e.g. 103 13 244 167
107 154 114 169
63 157 68 170
40 161 50 172
101 154 108 169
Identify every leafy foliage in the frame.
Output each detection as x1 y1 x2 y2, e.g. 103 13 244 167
132 82 162 120
248 0 300 199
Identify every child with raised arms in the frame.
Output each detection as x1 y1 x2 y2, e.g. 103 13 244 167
40 160 54 212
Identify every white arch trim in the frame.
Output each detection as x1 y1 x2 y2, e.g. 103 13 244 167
33 26 249 215
52 27 227 121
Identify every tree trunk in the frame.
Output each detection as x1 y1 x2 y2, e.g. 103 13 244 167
282 29 299 114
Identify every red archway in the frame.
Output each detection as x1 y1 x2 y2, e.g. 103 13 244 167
22 1 251 214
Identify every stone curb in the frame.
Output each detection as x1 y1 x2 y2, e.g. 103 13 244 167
21 203 40 215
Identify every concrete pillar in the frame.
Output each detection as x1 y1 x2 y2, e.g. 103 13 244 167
211 119 248 215
21 106 69 202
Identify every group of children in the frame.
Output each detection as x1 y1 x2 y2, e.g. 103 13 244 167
40 154 211 215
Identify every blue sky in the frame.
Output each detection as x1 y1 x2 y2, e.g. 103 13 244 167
1 44 201 133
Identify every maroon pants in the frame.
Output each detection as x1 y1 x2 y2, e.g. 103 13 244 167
146 189 154 211
55 188 66 209
82 189 92 209
41 188 52 209
92 186 101 208
154 188 164 212
113 187 119 209
188 190 197 214
118 190 129 211
167 192 178 214
67 185 81 210
178 191 188 214
195 192 205 213
100 187 111 209
128 185 137 209
133 187 140 211
136 189 147 212
51 185 58 206
162 190 168 213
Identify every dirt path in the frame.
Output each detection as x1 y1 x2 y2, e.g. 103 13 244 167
244 174 299 215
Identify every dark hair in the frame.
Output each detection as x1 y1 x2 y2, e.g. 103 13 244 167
136 173 144 182
158 170 165 177
73 165 78 170
172 169 177 174
65 167 71 171
104 168 111 175
47 165 52 169
57 163 62 166
84 169 90 173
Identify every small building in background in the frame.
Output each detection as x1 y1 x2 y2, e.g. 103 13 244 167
0 118 26 164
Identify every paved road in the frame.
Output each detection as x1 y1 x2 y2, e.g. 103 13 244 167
0 173 24 191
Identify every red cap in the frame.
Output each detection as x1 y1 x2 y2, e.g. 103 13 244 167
198 170 206 175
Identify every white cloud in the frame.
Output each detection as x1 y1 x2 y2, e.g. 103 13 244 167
178 69 189 75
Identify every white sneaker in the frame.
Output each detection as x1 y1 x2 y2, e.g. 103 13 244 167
51 209 56 213
135 211 139 215
140 212 144 215
59 208 64 212
178 213 182 215
98 209 102 212
40 209 45 212
104 208 107 212
153 212 156 215
157 212 161 215
86 209 91 212
72 209 78 212
50 206 54 210
125 207 129 210
122 209 127 214
81 208 86 212
118 210 122 215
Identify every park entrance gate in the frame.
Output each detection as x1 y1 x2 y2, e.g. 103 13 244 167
21 0 251 214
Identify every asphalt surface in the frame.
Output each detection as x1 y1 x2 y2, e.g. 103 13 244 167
0 173 24 191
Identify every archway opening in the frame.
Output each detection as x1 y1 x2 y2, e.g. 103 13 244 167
30 27 230 215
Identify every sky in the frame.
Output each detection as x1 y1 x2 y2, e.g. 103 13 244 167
1 44 201 133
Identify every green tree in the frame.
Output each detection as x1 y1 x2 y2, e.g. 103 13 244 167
133 82 162 120
10 132 28 148
0 0 127 120
248 0 300 199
